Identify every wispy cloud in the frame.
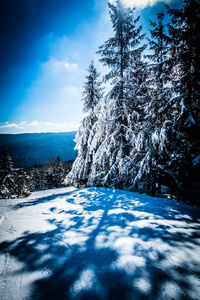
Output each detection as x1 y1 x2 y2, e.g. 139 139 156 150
43 121 77 128
109 0 174 8
42 56 79 73
0 121 79 134
16 53 84 127
27 120 42 127
0 121 26 129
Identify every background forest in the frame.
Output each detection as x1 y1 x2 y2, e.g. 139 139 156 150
0 151 72 198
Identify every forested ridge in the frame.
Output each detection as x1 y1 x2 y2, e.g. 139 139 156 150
0 132 77 168
66 0 200 204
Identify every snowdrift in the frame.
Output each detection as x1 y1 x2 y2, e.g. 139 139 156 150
0 187 200 299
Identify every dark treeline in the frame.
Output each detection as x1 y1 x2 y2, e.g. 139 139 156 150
66 0 200 204
0 151 72 199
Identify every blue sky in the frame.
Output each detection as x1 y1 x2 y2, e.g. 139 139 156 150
0 0 182 134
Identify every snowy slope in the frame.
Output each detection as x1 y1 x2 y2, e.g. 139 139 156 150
0 187 200 300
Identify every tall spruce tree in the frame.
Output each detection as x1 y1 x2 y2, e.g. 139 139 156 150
97 0 145 106
66 61 103 187
0 152 16 198
0 152 30 198
132 12 172 195
86 0 146 188
52 156 65 188
167 0 200 127
147 12 170 125
166 0 200 200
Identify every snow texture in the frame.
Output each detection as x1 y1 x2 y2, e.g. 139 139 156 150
0 187 200 299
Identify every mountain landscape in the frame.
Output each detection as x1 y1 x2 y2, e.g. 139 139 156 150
0 132 77 168
0 1 200 299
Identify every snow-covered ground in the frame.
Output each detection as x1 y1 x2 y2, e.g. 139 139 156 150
0 187 200 300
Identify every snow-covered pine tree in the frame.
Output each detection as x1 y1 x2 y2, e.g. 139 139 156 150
147 12 170 125
166 0 200 200
87 0 146 188
0 152 30 198
52 156 65 188
0 151 17 198
167 0 200 127
29 163 41 191
132 12 172 196
15 168 31 197
42 160 54 189
0 151 14 181
66 61 103 187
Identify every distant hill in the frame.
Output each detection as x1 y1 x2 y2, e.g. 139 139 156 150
0 132 78 168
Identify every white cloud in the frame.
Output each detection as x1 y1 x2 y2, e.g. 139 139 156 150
109 0 174 8
43 121 78 129
0 121 79 134
27 120 42 127
0 121 26 129
14 52 84 127
42 56 79 74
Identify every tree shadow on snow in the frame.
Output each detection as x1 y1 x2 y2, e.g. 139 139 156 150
13 190 76 209
0 187 200 299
